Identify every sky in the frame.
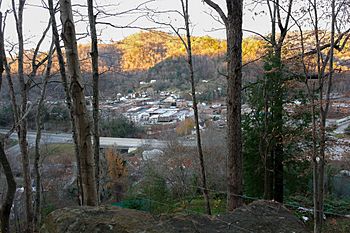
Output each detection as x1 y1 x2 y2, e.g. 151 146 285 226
1 0 271 50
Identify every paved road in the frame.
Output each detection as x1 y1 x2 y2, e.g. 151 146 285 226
1 129 170 154
1 129 173 171
327 117 350 134
335 122 350 134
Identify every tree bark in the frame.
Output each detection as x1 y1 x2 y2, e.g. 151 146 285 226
59 0 98 206
264 150 274 200
311 96 320 233
0 142 16 233
33 41 54 232
225 0 244 210
181 0 211 215
0 11 17 233
48 0 83 205
12 0 33 231
271 49 284 203
203 0 244 211
301 1 341 231
87 0 100 202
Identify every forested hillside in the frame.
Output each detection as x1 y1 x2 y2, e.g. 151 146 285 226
13 30 350 91
78 31 266 73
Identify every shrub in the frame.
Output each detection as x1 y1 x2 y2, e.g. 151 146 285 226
100 115 143 138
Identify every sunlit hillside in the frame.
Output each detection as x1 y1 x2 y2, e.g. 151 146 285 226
10 30 350 77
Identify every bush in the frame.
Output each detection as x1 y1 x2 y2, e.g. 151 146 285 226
126 164 173 214
0 106 14 127
100 116 143 138
176 118 195 136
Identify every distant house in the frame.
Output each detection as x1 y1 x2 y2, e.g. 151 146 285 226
149 114 159 124
176 99 188 108
163 96 177 103
158 110 178 122
146 107 160 114
175 109 193 122
133 97 151 106
124 107 145 123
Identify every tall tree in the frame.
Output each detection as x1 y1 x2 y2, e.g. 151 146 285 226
87 0 100 201
148 0 211 215
203 0 243 210
33 41 54 232
145 0 212 215
11 0 33 231
260 0 293 202
295 0 350 231
47 0 83 205
180 0 211 215
8 1 52 229
59 0 98 206
0 7 17 233
0 143 16 233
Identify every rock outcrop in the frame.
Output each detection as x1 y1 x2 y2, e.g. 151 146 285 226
40 200 308 233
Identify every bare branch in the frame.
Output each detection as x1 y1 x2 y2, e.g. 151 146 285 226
202 0 227 24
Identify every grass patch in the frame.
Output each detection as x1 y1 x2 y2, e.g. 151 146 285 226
334 133 350 139
180 197 226 215
287 195 350 216
116 195 227 215
40 143 75 156
30 143 75 164
304 218 350 233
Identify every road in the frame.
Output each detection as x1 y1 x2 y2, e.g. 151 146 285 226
0 129 169 150
327 116 350 134
1 129 174 156
335 121 350 134
1 129 173 171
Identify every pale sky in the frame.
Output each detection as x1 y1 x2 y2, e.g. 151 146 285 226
1 0 271 50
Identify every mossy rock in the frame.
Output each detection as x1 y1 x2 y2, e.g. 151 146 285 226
40 200 308 233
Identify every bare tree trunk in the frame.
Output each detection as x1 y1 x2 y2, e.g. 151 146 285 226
0 142 16 233
309 92 320 233
300 1 341 231
0 11 17 233
12 0 34 231
225 0 244 210
59 0 97 206
33 42 54 232
48 0 83 205
180 0 211 215
315 1 336 230
87 0 100 202
203 0 244 211
262 77 273 200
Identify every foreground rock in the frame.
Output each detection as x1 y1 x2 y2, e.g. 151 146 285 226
40 200 307 233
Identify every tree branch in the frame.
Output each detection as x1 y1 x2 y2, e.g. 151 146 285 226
202 0 227 24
